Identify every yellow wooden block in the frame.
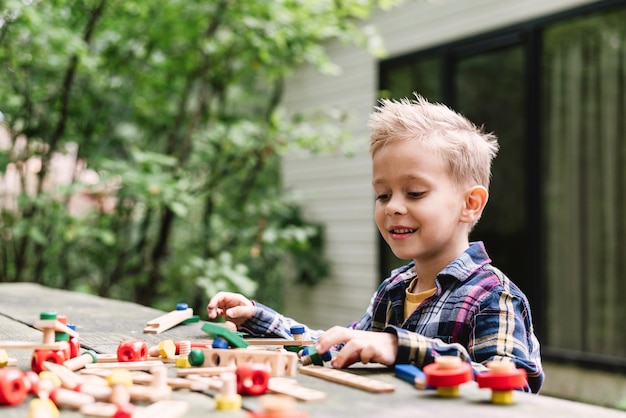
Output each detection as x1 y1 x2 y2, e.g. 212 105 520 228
158 340 176 358
0 349 8 367
175 357 191 368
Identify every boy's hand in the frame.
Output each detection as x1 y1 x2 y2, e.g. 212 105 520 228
206 292 255 329
315 326 398 368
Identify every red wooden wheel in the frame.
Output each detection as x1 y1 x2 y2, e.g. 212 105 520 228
31 349 67 374
0 368 28 406
423 357 472 388
475 364 527 391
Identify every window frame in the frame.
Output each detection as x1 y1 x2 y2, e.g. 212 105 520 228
377 0 626 372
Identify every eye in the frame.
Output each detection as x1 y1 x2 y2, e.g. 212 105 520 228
407 191 425 199
375 193 391 202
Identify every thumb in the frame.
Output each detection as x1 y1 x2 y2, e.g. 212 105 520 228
225 305 255 320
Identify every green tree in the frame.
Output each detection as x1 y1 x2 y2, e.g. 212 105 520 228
0 0 397 312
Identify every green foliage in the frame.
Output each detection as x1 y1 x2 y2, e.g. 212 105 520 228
0 0 398 314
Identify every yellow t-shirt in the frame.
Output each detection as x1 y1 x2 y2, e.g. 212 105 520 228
404 277 437 320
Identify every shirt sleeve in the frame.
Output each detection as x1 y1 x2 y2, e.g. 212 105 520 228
239 301 325 341
384 288 544 393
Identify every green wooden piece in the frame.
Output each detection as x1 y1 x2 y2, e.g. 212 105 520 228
200 322 248 348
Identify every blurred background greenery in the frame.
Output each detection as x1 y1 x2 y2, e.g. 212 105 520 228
0 0 395 314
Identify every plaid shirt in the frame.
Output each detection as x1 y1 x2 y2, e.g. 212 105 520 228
242 241 544 393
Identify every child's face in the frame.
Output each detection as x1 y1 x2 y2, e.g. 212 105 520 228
372 140 471 266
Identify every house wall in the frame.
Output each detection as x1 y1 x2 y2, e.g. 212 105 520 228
280 0 621 407
280 0 597 330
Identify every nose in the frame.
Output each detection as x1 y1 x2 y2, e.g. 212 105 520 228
385 195 406 216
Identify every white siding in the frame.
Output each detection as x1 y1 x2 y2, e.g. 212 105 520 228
280 0 600 329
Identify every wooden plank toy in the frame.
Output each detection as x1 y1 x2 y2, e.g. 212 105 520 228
246 338 314 347
80 400 189 418
267 377 327 401
176 365 237 378
394 364 427 390
144 303 193 334
85 360 165 371
0 341 67 350
298 366 395 393
248 394 309 418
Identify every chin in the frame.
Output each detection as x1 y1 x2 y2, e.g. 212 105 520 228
389 250 414 261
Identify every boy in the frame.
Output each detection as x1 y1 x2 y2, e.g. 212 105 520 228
207 95 544 393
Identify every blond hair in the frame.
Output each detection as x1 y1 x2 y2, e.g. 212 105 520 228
369 94 499 189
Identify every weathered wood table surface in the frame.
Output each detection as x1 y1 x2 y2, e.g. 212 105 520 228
1 283 625 418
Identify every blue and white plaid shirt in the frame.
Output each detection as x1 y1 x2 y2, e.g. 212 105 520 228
241 241 544 393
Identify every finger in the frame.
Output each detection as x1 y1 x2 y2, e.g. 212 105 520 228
225 305 255 321
207 291 233 309
315 326 349 354
359 344 377 365
330 340 362 369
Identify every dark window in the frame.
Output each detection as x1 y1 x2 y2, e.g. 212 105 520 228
378 0 626 369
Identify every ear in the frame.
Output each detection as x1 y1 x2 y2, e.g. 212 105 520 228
460 185 488 224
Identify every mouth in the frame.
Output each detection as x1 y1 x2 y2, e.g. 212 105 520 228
389 228 416 235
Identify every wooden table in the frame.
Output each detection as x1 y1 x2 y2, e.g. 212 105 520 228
1 283 625 418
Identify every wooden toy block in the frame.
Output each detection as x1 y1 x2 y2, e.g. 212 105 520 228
131 400 189 418
298 365 395 393
236 363 271 396
0 368 28 406
80 400 189 418
394 364 427 390
131 372 214 391
127 365 170 402
214 371 242 410
176 365 237 377
475 360 527 405
0 341 66 350
423 356 472 398
42 361 81 390
63 350 98 371
267 377 327 401
0 349 7 367
85 360 165 371
34 319 79 338
184 374 224 391
107 369 133 409
148 340 176 359
245 338 314 347
117 340 148 362
175 340 191 368
31 348 67 374
248 394 309 418
174 340 212 353
49 386 96 409
188 348 205 366
95 353 119 363
28 397 59 418
144 304 193 334
201 322 249 348
300 346 331 366
80 401 118 417
200 348 298 377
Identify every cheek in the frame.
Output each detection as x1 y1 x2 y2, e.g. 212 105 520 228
374 206 386 228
